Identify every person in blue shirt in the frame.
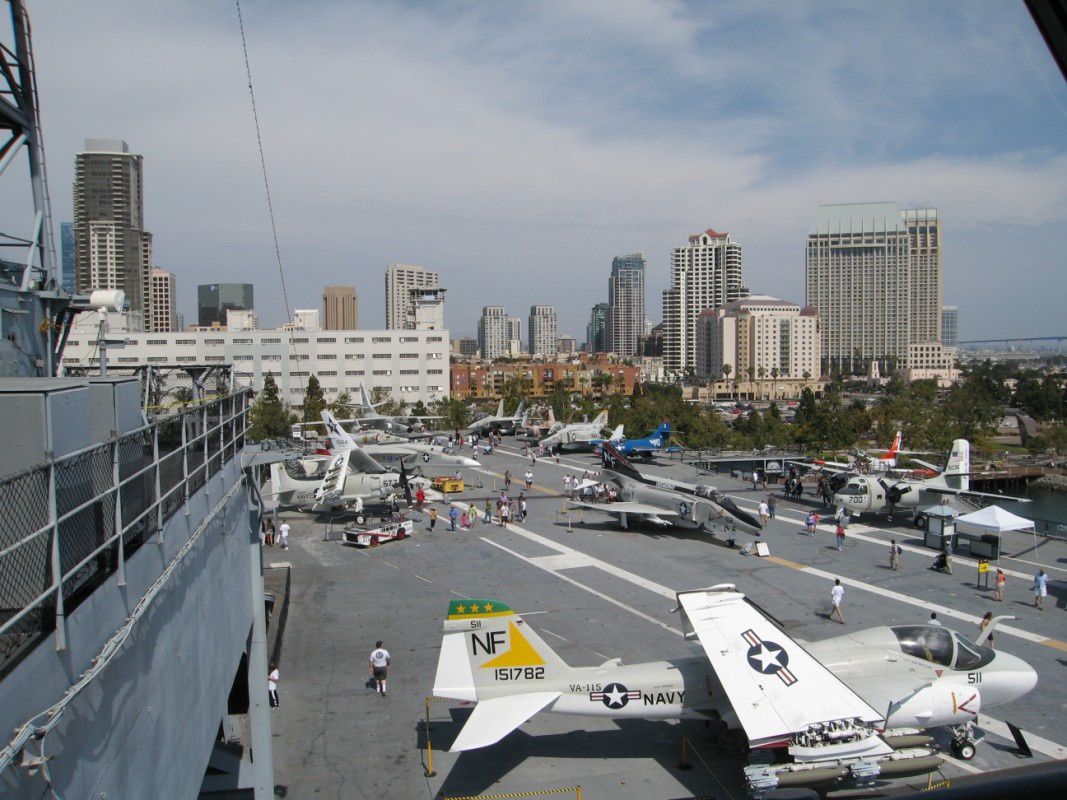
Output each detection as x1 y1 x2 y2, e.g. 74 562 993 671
448 505 459 533
1033 569 1048 610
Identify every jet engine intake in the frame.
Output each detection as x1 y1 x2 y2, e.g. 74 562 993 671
886 685 981 729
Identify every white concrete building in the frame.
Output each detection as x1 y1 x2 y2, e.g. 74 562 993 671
696 295 820 397
901 341 959 387
478 306 510 360
411 287 446 330
528 305 558 357
147 267 176 333
806 203 942 374
385 263 439 329
663 229 747 374
62 324 450 407
226 309 259 331
280 309 321 331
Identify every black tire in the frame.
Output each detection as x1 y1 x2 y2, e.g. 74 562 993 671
355 513 367 525
955 741 976 760
914 515 927 529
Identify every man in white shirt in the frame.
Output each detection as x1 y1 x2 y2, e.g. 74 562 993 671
830 579 845 624
268 663 280 708
758 501 769 526
279 521 290 550
369 641 391 696
928 612 942 627
524 470 533 490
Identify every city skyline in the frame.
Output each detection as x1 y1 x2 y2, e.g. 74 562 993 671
3 2 1065 340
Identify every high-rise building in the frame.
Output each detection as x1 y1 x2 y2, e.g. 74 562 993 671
197 283 254 328
507 317 523 352
805 203 941 374
695 296 820 393
385 263 438 329
478 306 510 360
662 229 746 374
322 285 359 330
941 305 959 348
607 253 645 357
60 222 75 294
147 268 176 333
528 305 558 357
586 302 608 353
73 139 153 318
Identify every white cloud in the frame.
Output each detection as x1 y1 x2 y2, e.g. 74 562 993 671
2 0 1064 340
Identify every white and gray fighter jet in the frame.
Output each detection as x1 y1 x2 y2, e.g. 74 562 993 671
320 411 481 472
348 384 443 435
569 441 764 534
537 410 620 453
467 398 526 436
432 586 1036 796
268 446 418 512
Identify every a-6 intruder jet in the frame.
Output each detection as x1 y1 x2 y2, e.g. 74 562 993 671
432 586 1036 797
569 441 763 534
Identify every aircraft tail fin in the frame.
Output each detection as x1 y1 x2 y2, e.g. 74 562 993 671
321 410 357 450
942 439 970 491
886 430 902 460
547 407 556 426
514 399 525 419
601 441 643 481
433 599 568 704
657 420 671 443
448 692 561 752
592 410 608 427
495 398 505 418
609 424 624 441
357 384 378 413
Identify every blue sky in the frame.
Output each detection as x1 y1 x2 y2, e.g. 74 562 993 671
5 1 1065 340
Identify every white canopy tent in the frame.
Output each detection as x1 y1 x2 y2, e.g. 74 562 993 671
955 505 1036 566
955 505 1035 533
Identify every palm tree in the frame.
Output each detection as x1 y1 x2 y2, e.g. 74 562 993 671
746 366 755 400
721 364 732 401
757 366 767 400
770 366 780 400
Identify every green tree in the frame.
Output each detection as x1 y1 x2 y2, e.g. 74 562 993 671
410 399 429 418
721 363 732 400
547 381 571 421
248 375 291 442
302 375 327 424
430 397 470 430
502 374 532 411
331 390 354 418
371 386 404 416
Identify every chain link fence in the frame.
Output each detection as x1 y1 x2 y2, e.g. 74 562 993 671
0 388 250 677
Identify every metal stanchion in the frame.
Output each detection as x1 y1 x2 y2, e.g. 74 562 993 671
424 696 437 777
677 735 692 770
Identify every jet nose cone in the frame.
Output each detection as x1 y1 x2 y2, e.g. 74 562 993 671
994 651 1038 704
462 457 482 467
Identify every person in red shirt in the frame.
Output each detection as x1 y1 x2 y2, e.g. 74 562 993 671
415 485 425 512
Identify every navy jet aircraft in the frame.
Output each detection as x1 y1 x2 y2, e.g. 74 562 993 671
569 441 763 534
432 586 1036 796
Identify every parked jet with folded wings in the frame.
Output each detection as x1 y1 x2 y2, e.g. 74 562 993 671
538 410 619 453
569 441 763 534
433 586 1036 796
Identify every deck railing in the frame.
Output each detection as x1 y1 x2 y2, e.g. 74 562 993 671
0 389 250 675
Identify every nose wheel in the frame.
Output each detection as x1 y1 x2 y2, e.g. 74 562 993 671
950 722 979 760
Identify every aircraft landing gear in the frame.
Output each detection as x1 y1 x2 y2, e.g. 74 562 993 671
950 722 978 760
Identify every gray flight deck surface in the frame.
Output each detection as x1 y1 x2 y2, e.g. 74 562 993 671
267 442 1067 799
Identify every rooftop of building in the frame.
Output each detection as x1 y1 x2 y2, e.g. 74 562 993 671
687 228 729 242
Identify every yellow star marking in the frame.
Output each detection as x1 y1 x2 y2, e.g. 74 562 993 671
456 605 466 614
483 602 494 612
470 603 480 613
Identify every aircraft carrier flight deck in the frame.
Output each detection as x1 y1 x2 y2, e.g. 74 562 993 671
265 442 1067 799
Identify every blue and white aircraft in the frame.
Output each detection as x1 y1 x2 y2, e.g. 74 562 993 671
593 420 679 460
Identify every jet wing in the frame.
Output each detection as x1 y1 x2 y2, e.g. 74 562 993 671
314 451 351 504
676 587 884 749
570 500 680 517
449 692 561 752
